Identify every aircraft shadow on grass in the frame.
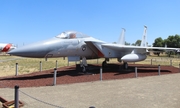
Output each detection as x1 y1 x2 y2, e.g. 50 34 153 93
0 64 172 81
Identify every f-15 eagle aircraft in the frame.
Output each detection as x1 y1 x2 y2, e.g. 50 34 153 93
8 26 179 71
0 43 16 53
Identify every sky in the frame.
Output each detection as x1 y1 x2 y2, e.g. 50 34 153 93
0 0 180 47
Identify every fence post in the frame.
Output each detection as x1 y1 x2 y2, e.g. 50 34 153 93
158 65 161 75
135 67 138 78
170 60 172 66
14 85 19 108
100 67 102 81
40 61 42 72
53 68 57 86
56 60 58 69
15 63 18 76
151 59 152 65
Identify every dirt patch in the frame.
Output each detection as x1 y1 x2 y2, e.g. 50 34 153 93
0 64 179 88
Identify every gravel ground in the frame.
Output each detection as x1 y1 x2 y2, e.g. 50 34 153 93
0 64 179 88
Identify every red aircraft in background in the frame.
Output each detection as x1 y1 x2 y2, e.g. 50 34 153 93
0 43 16 53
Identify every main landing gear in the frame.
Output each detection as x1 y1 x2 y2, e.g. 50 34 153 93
102 58 109 68
78 57 108 73
123 62 128 69
77 58 129 72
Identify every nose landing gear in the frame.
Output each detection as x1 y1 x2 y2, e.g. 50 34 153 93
80 57 88 73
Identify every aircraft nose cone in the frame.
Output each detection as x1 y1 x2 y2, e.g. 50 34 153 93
8 48 25 55
8 43 49 58
8 37 61 58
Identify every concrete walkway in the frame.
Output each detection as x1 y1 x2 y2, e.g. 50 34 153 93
1 73 180 108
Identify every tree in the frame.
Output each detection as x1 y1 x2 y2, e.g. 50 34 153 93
152 37 165 56
153 37 164 47
131 43 135 46
153 35 180 57
135 40 141 46
164 34 180 48
164 34 180 57
125 41 130 45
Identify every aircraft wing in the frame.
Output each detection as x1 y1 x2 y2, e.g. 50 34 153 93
100 44 180 61
146 46 179 50
84 41 179 59
102 44 179 51
101 44 149 53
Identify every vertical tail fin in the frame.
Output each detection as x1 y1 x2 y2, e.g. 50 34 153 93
141 26 147 47
117 28 126 45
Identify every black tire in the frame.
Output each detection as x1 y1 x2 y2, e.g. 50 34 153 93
102 61 107 68
123 62 128 69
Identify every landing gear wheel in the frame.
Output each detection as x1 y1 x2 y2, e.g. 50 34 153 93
82 65 86 72
123 62 128 69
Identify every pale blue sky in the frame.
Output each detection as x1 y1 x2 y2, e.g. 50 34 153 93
0 0 180 46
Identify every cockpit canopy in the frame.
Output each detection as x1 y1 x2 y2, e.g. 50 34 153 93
56 31 90 39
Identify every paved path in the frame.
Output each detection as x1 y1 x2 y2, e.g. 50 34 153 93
1 73 180 108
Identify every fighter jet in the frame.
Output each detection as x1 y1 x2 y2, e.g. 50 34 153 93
0 43 16 53
8 26 179 71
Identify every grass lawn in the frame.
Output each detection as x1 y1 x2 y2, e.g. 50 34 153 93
0 55 179 77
